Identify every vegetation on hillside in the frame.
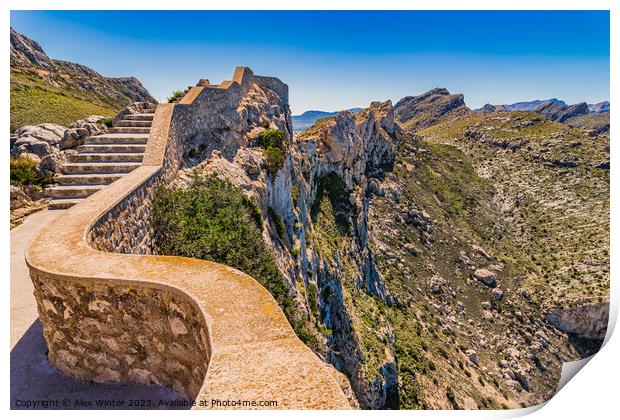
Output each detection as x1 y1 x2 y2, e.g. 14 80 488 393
257 129 286 174
420 111 609 307
10 70 117 132
152 174 320 351
10 156 53 187
167 90 187 103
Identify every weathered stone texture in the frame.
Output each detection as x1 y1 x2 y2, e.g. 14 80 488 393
32 274 210 398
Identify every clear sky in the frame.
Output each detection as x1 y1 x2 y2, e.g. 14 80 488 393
10 10 610 114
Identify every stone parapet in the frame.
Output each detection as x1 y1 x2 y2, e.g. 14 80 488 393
25 67 352 409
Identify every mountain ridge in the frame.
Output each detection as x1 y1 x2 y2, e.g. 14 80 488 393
10 27 156 131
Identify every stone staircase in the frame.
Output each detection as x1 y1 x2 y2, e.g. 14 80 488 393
46 104 156 209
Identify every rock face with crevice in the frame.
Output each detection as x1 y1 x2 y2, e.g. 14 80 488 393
171 83 401 407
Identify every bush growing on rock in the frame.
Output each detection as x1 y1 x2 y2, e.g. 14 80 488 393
10 156 51 187
257 129 286 175
153 174 318 350
167 90 187 103
98 117 113 128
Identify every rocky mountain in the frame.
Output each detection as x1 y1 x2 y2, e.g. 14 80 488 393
10 27 156 132
533 101 609 134
158 75 609 410
479 97 610 135
292 108 363 133
588 101 609 113
393 88 470 132
532 101 590 123
479 98 565 113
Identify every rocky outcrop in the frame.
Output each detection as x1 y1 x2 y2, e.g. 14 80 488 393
394 88 470 132
546 302 609 340
11 116 110 177
10 27 55 70
533 101 590 123
169 75 400 407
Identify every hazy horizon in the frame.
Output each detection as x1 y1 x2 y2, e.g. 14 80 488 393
11 10 610 113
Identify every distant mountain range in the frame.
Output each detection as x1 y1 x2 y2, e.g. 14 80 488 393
478 98 565 113
478 98 609 115
292 108 363 133
477 98 609 134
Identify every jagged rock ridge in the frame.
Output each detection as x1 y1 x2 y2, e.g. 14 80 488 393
393 88 470 132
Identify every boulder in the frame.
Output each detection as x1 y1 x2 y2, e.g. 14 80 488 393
14 123 65 146
429 275 444 294
60 115 107 150
12 139 55 159
403 243 418 256
473 268 497 287
10 185 32 210
465 349 478 365
39 151 70 177
491 288 504 301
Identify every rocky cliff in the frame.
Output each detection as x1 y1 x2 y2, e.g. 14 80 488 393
162 76 609 409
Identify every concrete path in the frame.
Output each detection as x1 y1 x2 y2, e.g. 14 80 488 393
10 209 186 410
11 209 63 348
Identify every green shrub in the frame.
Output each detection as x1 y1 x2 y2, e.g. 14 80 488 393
257 129 286 175
291 186 299 207
257 129 284 149
268 206 286 239
307 282 319 318
167 90 186 103
241 194 263 229
153 174 319 350
291 246 300 259
98 117 113 128
10 156 51 186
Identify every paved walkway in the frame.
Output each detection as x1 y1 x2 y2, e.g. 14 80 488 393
10 209 185 410
11 209 62 348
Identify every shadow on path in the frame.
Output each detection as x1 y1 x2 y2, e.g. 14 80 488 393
10 320 191 410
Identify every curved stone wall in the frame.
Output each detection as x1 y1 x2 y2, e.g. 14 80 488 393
25 67 352 409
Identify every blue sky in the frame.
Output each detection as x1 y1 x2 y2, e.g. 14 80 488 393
11 10 610 113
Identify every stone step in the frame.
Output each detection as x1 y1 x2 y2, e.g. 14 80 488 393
84 134 149 145
109 126 151 134
69 153 144 163
56 174 124 186
124 113 154 121
48 198 83 210
143 104 157 111
62 162 140 175
115 120 152 128
77 143 147 154
46 185 103 199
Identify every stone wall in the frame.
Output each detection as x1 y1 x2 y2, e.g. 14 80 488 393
89 67 273 255
26 67 352 409
32 272 210 398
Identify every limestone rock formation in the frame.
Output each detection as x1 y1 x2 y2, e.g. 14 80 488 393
393 88 470 132
533 101 590 123
10 27 56 70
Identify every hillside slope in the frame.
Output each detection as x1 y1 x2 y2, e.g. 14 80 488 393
10 28 156 132
418 111 609 311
